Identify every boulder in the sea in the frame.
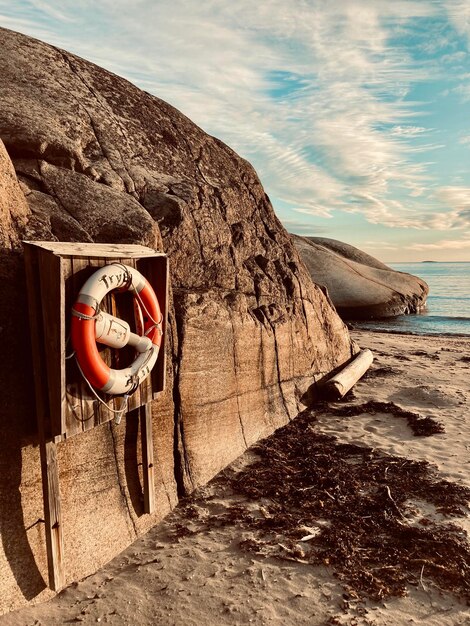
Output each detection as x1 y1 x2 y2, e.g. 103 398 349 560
293 235 428 319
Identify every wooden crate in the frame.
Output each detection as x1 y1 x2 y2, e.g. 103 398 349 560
23 241 168 590
24 241 168 439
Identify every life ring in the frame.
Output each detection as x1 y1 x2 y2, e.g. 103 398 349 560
71 263 162 395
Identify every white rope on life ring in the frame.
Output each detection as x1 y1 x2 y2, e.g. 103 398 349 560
71 263 162 396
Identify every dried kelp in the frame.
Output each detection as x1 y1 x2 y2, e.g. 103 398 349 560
187 411 469 602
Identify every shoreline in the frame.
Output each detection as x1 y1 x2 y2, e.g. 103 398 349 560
348 325 470 339
3 329 470 626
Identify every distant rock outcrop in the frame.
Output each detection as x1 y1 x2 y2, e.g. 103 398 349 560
293 235 428 319
0 27 355 613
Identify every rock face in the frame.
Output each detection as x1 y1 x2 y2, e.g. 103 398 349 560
0 140 30 247
293 235 428 319
0 27 355 614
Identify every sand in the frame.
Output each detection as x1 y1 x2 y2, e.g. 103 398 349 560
2 330 470 626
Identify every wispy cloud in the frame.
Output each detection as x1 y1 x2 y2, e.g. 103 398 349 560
445 0 470 39
27 0 75 22
390 126 429 136
409 233 470 250
362 240 400 251
0 0 468 243
446 83 470 101
281 217 330 236
430 186 470 228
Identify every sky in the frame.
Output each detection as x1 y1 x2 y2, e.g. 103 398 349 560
1 1 470 262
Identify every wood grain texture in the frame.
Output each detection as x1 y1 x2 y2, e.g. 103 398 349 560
23 241 159 258
139 403 155 514
24 244 50 433
24 243 66 590
139 256 168 396
38 251 65 436
67 255 95 437
325 349 374 400
39 439 65 591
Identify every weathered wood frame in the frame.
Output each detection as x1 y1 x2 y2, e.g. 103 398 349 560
23 241 168 590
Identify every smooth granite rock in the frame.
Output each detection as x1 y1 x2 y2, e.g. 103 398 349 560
0 27 355 613
293 235 428 319
0 140 30 248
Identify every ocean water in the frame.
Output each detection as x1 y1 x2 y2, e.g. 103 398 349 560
352 262 470 336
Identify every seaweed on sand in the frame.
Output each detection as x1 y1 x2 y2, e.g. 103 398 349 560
189 411 469 602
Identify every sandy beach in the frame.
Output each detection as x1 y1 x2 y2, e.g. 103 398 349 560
2 329 470 626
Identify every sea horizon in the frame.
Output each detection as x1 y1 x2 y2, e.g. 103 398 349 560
391 260 470 264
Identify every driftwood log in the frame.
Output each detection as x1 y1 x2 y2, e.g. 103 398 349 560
324 349 374 400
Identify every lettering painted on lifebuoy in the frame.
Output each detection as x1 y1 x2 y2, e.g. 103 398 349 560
99 270 127 291
106 319 128 342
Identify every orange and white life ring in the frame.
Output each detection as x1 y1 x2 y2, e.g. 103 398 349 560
71 263 162 395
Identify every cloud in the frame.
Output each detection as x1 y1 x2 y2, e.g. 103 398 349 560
441 50 467 64
436 186 470 210
446 0 470 39
362 240 400 250
409 233 470 250
446 83 470 102
281 217 330 236
1 0 465 236
390 126 429 136
27 0 75 22
430 186 470 228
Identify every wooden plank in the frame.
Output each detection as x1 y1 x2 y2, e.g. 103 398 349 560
23 244 51 435
159 256 169 394
24 244 65 589
38 251 66 436
66 256 94 437
139 403 155 514
39 438 65 591
23 241 161 258
139 256 169 396
64 256 84 438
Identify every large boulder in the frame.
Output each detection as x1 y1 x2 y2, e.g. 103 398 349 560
293 235 428 319
0 27 355 614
